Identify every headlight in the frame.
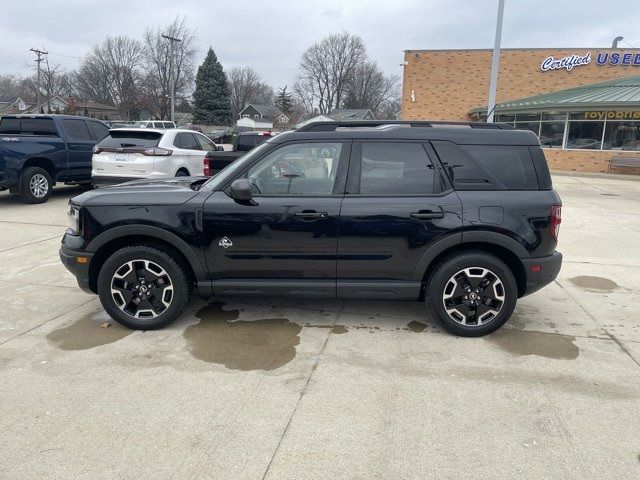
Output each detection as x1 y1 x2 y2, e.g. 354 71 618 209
66 205 81 235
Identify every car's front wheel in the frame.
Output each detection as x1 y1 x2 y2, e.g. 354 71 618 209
427 251 517 337
97 245 192 330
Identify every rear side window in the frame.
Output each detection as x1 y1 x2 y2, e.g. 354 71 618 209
174 132 201 150
87 121 109 142
0 118 58 136
98 131 162 148
61 119 92 141
357 142 435 195
237 134 268 152
431 141 539 190
195 133 216 152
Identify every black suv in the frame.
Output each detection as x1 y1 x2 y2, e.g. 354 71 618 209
60 121 562 337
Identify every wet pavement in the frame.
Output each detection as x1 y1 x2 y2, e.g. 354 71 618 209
0 175 639 479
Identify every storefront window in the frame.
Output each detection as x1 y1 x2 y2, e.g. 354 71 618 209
515 113 540 121
514 122 540 135
603 122 640 150
494 114 515 123
540 122 565 148
566 122 604 149
542 112 566 121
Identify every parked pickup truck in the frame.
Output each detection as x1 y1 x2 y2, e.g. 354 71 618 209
0 114 109 203
203 131 273 176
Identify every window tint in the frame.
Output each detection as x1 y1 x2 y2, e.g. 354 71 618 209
98 130 162 148
195 133 215 152
0 118 21 134
61 119 92 141
174 132 201 150
0 118 58 136
87 121 109 142
431 141 538 190
358 142 435 195
246 142 341 195
236 133 269 151
566 121 604 149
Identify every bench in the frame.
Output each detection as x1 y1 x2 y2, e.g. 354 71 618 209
609 156 640 173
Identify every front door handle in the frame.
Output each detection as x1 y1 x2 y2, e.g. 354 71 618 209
410 208 444 220
294 210 328 220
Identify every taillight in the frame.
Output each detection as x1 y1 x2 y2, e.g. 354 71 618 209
203 156 211 176
141 147 172 156
550 205 561 241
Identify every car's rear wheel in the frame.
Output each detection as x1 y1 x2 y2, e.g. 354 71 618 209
21 167 52 204
175 169 189 177
97 245 192 330
427 251 517 337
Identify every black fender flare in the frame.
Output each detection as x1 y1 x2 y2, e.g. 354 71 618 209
411 231 530 281
86 224 208 282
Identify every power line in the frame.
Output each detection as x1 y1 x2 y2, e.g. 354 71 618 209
621 39 637 49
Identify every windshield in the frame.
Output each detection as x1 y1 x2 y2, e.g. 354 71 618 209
201 142 271 191
98 130 162 148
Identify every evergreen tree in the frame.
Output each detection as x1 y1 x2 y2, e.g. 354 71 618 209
193 47 232 125
275 86 294 113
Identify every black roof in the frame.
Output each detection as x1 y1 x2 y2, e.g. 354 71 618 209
273 121 540 146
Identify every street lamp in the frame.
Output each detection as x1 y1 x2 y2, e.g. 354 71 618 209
162 34 182 123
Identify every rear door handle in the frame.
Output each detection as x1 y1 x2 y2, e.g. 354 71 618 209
410 208 444 220
294 210 328 220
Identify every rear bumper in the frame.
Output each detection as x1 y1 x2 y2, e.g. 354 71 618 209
521 251 563 296
92 176 144 187
59 234 94 294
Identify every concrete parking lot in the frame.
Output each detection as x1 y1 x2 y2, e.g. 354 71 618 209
0 174 639 479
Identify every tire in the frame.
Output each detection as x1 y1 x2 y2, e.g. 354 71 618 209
426 251 517 337
21 167 53 204
97 245 192 330
175 169 189 177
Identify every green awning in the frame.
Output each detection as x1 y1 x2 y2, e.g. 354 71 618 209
470 75 640 115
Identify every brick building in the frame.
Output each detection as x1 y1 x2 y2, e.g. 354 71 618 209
401 48 640 174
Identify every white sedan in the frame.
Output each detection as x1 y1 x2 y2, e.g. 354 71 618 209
92 128 221 185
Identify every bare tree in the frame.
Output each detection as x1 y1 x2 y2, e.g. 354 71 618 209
75 36 143 119
227 66 274 119
377 96 401 120
0 74 25 98
294 32 366 114
342 60 399 115
141 16 197 119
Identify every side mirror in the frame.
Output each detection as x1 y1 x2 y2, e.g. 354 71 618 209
229 178 253 203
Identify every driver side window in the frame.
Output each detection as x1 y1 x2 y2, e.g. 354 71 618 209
245 142 342 195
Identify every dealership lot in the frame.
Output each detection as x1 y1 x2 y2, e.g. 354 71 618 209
0 174 639 479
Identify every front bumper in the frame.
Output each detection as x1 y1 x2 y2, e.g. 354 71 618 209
59 233 94 294
521 251 563 296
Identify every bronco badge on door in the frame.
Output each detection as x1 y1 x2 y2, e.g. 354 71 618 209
218 237 233 248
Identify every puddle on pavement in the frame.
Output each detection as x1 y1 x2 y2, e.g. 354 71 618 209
488 329 579 360
46 311 132 350
569 275 619 292
185 301 302 371
185 302 433 370
407 321 427 333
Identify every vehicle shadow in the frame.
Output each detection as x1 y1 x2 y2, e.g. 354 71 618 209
0 184 89 206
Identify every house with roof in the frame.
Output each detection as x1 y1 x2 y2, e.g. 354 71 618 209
237 104 285 131
0 95 119 119
328 108 374 120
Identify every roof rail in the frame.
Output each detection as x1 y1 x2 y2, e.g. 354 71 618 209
295 120 514 132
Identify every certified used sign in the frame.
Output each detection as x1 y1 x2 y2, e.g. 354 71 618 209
540 50 640 72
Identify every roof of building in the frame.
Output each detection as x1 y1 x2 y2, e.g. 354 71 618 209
329 108 373 119
470 75 640 115
240 104 283 118
74 100 117 110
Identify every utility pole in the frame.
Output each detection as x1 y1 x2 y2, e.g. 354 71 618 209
30 48 48 113
161 34 182 122
486 0 505 123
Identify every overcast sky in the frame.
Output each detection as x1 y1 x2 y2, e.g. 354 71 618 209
1 0 639 89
